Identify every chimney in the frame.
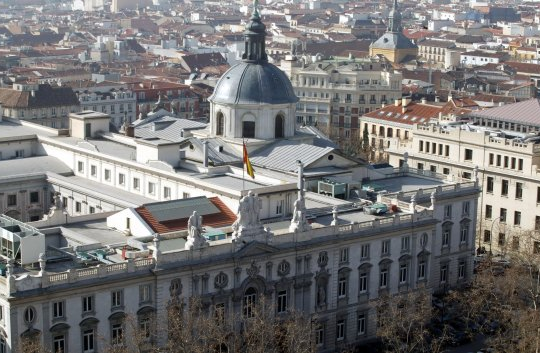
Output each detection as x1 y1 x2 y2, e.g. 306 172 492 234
394 98 400 107
125 124 134 137
435 96 440 103
31 90 35 97
402 96 412 107
421 97 427 104
203 140 209 168
498 102 505 106
402 106 407 114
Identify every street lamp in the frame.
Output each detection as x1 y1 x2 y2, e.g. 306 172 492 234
489 216 503 256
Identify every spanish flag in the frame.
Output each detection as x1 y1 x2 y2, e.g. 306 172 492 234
243 143 255 179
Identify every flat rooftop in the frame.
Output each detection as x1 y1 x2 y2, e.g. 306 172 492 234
0 156 73 179
367 175 447 193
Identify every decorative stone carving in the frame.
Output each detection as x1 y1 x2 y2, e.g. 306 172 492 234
232 190 272 244
169 278 182 297
277 260 290 277
330 206 338 226
185 211 208 250
214 272 229 289
246 261 260 278
317 251 328 267
289 193 311 232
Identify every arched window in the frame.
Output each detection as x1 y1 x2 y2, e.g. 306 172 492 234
216 112 224 136
243 287 257 318
275 114 285 138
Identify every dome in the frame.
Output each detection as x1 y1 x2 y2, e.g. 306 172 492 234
209 62 299 105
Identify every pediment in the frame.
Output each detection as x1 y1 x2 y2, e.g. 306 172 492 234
235 241 279 258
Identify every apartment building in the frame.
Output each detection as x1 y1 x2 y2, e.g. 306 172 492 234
0 83 80 128
386 98 540 254
281 57 402 152
71 81 137 129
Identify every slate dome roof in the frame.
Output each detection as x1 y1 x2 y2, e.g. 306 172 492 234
209 62 299 105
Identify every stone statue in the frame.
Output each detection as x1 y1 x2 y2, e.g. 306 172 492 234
289 193 311 233
232 191 271 243
185 211 208 250
53 192 63 209
235 191 261 229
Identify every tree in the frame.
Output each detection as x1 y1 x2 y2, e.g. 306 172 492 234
373 289 447 353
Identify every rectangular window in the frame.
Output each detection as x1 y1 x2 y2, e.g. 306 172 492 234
112 290 123 308
485 205 492 219
30 191 39 203
83 330 95 353
417 163 424 170
336 320 345 341
534 242 540 254
275 200 283 215
442 228 450 247
183 192 191 199
401 236 410 252
458 261 466 279
359 272 368 293
52 301 64 319
164 186 171 199
419 140 424 152
139 284 151 303
514 211 521 226
486 177 494 193
148 182 156 195
516 182 523 199
496 155 501 167
460 225 468 244
399 263 408 284
501 180 509 196
500 208 507 223
381 240 390 256
338 277 347 298
462 201 470 216
518 159 523 171
133 177 140 190
277 290 288 313
489 153 494 165
111 323 123 346
379 269 388 288
315 325 324 346
358 313 366 335
75 202 82 213
360 244 370 259
418 260 426 280
464 148 473 161
118 173 125 186
78 161 84 173
339 248 349 263
536 216 540 231
90 165 97 177
89 206 95 214
53 334 65 353
483 230 491 243
537 187 540 203
445 145 449 157
498 233 505 246
440 264 448 283
104 169 111 181
444 204 452 219
443 167 450 175
83 296 93 313
504 156 509 168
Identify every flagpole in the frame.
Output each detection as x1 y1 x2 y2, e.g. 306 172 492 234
242 138 245 195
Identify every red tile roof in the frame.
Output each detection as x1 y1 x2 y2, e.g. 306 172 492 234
135 197 237 234
363 101 444 125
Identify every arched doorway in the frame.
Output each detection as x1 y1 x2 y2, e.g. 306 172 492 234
275 114 284 138
216 112 224 136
